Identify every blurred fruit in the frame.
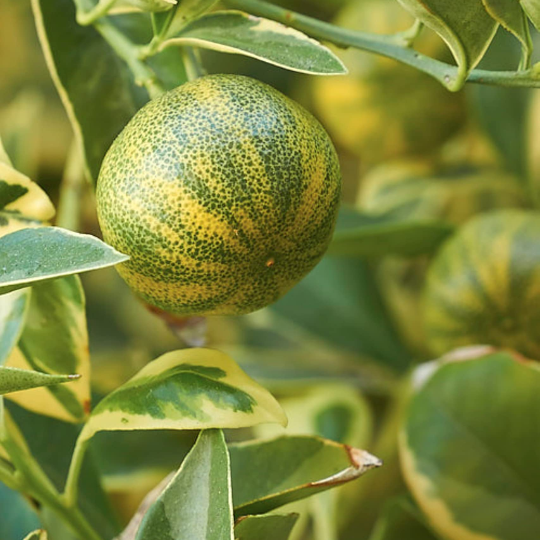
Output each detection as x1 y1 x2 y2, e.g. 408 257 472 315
424 210 540 358
97 74 341 316
358 161 527 355
312 0 466 166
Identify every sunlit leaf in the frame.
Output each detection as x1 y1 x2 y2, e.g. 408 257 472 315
234 514 298 540
0 289 30 366
230 435 381 517
161 11 347 75
521 0 540 30
79 348 286 444
0 366 79 396
0 227 128 295
328 207 454 258
31 0 144 181
401 350 540 540
5 277 90 423
136 430 234 540
398 0 498 88
0 162 54 221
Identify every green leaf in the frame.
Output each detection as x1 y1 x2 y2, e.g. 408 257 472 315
6 402 121 539
397 0 498 88
230 435 381 517
80 348 286 443
31 0 144 181
23 531 48 540
168 0 219 35
481 0 531 64
0 366 79 396
5 276 90 423
136 430 234 540
0 227 128 296
0 162 54 221
269 255 413 374
0 289 30 365
0 483 41 540
369 496 441 540
161 11 347 75
234 514 298 540
0 137 12 167
328 207 454 258
401 350 540 540
521 0 540 30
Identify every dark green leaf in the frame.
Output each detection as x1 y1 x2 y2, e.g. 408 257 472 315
0 227 128 295
398 0 498 88
162 11 347 75
369 496 441 540
136 430 234 540
230 435 381 517
234 514 298 540
269 255 413 373
6 402 121 539
0 366 79 396
401 351 540 540
0 289 29 365
328 207 454 258
0 483 41 540
31 0 144 181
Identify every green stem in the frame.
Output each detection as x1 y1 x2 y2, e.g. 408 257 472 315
76 0 118 25
224 0 540 91
93 19 166 99
182 47 206 81
63 433 91 507
2 435 101 540
0 457 18 491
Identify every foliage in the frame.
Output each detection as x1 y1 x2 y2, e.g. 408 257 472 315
2 0 540 539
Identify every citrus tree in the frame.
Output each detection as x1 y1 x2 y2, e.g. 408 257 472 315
1 0 540 539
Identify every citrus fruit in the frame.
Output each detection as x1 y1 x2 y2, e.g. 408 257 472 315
96 74 342 317
424 210 540 358
357 161 527 356
312 0 466 165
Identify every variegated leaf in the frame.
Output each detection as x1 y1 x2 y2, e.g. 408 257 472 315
168 0 219 35
521 0 540 30
0 289 30 365
0 366 79 396
482 0 532 64
79 348 286 443
0 161 55 221
5 276 90 423
398 0 498 88
135 430 234 540
0 227 128 295
230 435 381 517
161 11 347 75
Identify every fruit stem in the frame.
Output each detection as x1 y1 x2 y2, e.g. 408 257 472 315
224 0 540 91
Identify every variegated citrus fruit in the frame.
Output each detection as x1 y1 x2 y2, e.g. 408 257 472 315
96 74 342 316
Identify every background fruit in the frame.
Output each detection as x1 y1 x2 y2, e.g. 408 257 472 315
96 74 342 317
312 0 466 166
357 161 527 355
424 210 540 358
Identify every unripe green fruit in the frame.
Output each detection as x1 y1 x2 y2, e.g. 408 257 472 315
97 74 342 317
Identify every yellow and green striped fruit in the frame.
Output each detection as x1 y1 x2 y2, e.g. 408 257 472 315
96 74 342 317
358 161 527 356
424 210 540 359
312 0 465 164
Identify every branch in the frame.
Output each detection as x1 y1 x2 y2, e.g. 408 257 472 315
224 0 540 91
